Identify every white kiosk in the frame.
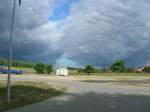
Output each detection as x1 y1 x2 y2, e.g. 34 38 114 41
56 67 68 76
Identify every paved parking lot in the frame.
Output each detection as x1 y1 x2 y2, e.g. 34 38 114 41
1 74 150 112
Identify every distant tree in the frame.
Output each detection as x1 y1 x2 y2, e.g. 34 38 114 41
78 68 84 73
34 63 45 74
84 65 95 75
110 60 126 72
126 68 134 73
12 60 34 68
67 67 79 70
102 68 109 73
45 65 53 74
0 59 4 65
144 66 150 73
0 57 35 67
0 58 7 65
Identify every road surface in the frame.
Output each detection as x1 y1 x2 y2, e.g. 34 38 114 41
0 74 150 112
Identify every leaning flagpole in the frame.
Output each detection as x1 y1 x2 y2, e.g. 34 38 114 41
7 0 21 103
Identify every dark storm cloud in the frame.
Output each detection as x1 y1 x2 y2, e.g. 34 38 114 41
55 0 150 67
0 0 62 64
0 0 150 67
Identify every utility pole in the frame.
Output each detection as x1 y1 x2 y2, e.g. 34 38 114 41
7 0 21 103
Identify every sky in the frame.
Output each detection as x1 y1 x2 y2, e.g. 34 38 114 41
0 0 150 67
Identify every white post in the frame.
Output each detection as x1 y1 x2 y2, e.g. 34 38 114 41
7 0 16 103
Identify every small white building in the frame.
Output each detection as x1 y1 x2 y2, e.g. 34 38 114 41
56 67 68 76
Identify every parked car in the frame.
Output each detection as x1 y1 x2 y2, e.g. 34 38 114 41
0 68 23 74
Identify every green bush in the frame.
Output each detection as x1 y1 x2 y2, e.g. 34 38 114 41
110 60 126 73
34 63 45 74
45 65 53 74
144 66 150 73
0 59 4 65
126 68 135 73
84 65 95 75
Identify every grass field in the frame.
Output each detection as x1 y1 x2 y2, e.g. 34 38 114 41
11 67 150 77
86 73 150 77
0 81 65 112
14 67 36 74
69 70 150 77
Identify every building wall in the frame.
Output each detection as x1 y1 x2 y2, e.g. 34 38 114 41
56 68 68 76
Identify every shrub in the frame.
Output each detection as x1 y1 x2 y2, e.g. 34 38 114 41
84 65 95 75
126 68 135 73
110 60 126 73
45 65 53 74
34 63 45 74
144 66 150 73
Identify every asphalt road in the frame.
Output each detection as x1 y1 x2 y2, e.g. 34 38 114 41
1 75 150 112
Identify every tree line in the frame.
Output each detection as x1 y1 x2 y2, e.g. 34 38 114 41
1 57 150 75
0 58 53 74
34 63 53 74
0 58 34 68
69 60 150 75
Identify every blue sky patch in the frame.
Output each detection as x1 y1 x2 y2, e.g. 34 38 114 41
57 57 79 67
49 0 78 21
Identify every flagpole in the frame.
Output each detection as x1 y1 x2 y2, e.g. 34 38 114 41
7 0 16 103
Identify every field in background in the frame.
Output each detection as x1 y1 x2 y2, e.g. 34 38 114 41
14 67 36 74
69 69 150 77
7 67 150 77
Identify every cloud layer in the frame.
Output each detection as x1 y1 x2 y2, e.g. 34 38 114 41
0 0 150 67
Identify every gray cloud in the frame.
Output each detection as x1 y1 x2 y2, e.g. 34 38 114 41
55 0 150 67
0 0 150 67
0 0 61 63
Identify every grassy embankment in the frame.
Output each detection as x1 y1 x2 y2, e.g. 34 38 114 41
0 81 65 112
14 67 36 74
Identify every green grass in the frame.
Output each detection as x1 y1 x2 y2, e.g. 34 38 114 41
69 70 150 77
0 81 65 112
14 67 36 74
